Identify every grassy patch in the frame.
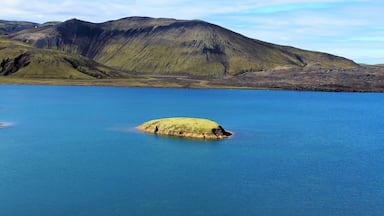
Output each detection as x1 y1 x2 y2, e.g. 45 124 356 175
137 117 232 140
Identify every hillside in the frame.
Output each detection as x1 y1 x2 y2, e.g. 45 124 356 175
10 17 358 76
0 38 123 79
1 17 383 91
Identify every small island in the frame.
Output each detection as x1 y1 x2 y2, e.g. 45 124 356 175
137 117 232 140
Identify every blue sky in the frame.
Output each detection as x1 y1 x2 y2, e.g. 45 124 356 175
1 0 383 64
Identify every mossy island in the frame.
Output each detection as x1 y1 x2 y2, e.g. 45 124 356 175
137 117 232 140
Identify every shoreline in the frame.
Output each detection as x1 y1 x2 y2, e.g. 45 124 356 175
1 77 383 93
136 126 233 140
137 117 233 140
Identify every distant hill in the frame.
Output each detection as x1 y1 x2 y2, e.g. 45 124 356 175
9 17 358 76
0 20 38 35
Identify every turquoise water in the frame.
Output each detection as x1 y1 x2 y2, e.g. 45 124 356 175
0 85 383 216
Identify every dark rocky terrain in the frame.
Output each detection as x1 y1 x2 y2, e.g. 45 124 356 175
0 20 39 35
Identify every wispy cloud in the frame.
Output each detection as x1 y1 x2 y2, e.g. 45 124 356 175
202 1 384 64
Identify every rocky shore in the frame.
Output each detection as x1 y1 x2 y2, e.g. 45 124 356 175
137 117 232 140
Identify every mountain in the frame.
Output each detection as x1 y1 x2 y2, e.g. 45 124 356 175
9 17 357 76
1 17 383 91
0 37 123 79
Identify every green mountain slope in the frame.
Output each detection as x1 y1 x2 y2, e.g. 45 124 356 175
9 17 358 76
0 38 123 79
4 17 382 92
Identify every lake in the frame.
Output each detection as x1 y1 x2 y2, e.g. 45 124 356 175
0 85 383 216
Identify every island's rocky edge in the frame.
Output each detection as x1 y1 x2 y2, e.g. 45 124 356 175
137 117 232 140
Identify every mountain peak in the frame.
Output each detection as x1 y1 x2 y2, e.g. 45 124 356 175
7 16 358 75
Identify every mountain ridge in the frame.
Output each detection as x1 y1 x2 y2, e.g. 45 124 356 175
8 17 358 75
0 20 39 35
1 17 383 92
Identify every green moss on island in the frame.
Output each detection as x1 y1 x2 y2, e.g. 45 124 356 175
137 117 232 140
